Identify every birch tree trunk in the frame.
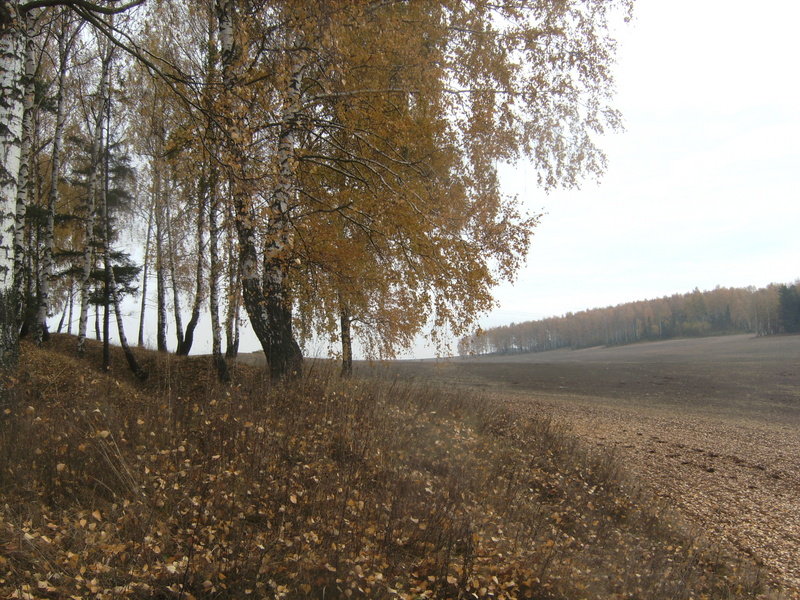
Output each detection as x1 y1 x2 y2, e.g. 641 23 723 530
56 294 66 332
216 0 302 378
224 230 239 358
109 254 147 380
63 273 73 333
0 0 24 368
259 50 304 378
94 296 100 340
208 170 229 381
165 194 184 353
153 163 168 352
137 205 152 346
37 11 71 344
102 165 111 368
202 5 228 380
77 39 112 357
215 0 269 371
179 176 205 356
101 95 113 368
13 9 32 333
339 297 352 378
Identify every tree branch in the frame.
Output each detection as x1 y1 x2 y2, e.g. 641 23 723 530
21 0 146 15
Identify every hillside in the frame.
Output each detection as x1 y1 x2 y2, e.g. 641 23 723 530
0 335 782 599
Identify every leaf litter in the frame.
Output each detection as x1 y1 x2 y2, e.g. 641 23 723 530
0 335 783 599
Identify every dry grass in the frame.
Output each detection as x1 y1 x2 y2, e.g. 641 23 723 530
0 335 775 599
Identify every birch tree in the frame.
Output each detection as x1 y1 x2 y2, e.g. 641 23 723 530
213 0 304 378
0 0 25 368
201 0 631 377
2 0 631 378
37 9 80 344
13 7 34 330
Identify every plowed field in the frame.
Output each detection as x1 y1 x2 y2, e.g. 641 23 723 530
380 334 800 594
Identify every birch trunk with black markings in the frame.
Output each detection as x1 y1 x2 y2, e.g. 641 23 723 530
0 0 24 368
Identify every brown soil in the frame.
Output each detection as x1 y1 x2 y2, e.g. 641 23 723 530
376 334 800 596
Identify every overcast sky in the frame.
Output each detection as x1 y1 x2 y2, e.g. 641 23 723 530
468 0 800 340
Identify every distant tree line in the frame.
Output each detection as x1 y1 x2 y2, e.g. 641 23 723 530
458 283 800 357
778 284 800 334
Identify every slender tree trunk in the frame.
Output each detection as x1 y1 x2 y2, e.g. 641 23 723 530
224 229 239 358
109 256 147 379
225 308 239 358
165 194 184 353
37 13 70 345
105 203 145 380
94 297 100 340
98 120 144 378
209 175 229 381
77 41 113 357
340 297 352 378
180 175 206 356
66 273 73 333
101 98 111 369
137 206 152 347
155 228 167 350
204 6 228 381
13 10 33 335
153 164 167 352
56 298 66 332
102 228 110 368
0 0 25 369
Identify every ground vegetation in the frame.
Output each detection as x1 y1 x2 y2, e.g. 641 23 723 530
0 335 773 599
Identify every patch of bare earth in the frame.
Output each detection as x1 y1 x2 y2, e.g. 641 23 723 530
385 334 800 597
514 393 800 596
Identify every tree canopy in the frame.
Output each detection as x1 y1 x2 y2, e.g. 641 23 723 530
0 0 633 376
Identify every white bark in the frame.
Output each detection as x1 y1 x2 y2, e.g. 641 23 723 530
37 11 70 344
215 0 235 88
0 0 24 367
203 5 227 378
224 229 240 357
0 1 24 293
180 174 206 356
208 168 228 380
154 165 167 351
13 9 33 305
137 205 152 346
165 194 184 352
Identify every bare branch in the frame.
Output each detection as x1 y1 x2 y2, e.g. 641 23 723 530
21 0 146 15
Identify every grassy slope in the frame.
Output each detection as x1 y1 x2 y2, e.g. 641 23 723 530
0 335 773 599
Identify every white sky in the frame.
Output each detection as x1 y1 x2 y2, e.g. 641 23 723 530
470 0 800 338
103 0 799 360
